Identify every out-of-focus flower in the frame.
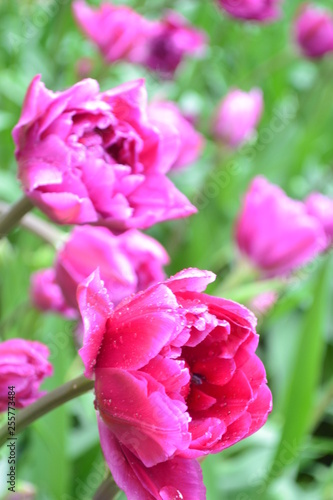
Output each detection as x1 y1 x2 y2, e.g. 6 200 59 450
72 1 156 65
294 4 333 59
250 290 278 317
213 89 263 148
78 267 272 499
217 0 282 22
144 11 207 78
31 268 78 318
149 101 204 170
306 192 333 245
31 226 169 315
72 2 206 77
235 176 327 277
13 76 196 230
0 339 53 411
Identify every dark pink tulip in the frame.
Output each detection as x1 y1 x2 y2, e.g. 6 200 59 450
73 2 206 77
31 268 78 319
31 226 169 315
13 76 196 229
217 0 282 22
144 11 207 78
306 193 333 245
78 268 272 498
213 88 263 148
149 101 204 170
0 339 53 411
294 4 333 59
236 177 327 277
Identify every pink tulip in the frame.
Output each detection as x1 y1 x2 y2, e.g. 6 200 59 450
31 226 169 315
294 4 333 59
144 11 207 77
217 0 282 22
72 2 206 77
31 269 78 319
213 88 263 148
149 101 204 170
306 192 333 245
13 76 196 230
78 267 272 498
0 339 53 411
236 177 327 277
72 1 156 65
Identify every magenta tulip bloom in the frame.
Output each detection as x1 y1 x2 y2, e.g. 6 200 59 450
0 339 53 411
31 226 169 315
306 193 333 245
13 76 196 229
149 101 204 170
217 0 282 22
294 4 333 59
144 11 207 77
73 2 206 77
78 268 272 498
236 177 327 277
213 88 263 148
72 1 156 65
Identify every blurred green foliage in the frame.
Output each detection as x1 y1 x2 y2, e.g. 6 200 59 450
1 0 333 499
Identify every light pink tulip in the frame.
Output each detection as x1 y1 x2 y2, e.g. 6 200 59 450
149 101 204 170
78 267 272 498
217 0 282 22
31 269 78 318
0 339 53 411
13 76 196 229
236 177 327 276
306 192 333 245
213 89 263 148
294 4 333 59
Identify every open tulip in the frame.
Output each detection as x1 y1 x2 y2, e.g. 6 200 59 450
294 4 333 59
236 177 327 276
213 88 263 148
78 268 272 499
217 0 282 22
0 339 53 411
13 76 196 230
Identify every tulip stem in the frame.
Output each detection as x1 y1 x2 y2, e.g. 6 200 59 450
0 196 34 239
0 201 65 248
0 374 94 448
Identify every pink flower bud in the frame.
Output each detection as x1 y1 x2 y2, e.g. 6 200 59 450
236 177 327 276
213 89 263 148
0 339 53 411
294 4 333 59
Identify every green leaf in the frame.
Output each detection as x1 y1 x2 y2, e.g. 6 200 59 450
263 256 332 492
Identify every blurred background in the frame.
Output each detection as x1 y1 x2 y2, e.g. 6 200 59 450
0 0 333 498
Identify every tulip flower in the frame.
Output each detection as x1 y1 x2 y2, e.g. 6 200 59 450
217 0 282 23
294 4 333 59
78 268 272 499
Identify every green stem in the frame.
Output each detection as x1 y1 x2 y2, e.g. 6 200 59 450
0 375 94 448
0 201 65 248
93 475 120 500
216 259 260 296
0 196 34 240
